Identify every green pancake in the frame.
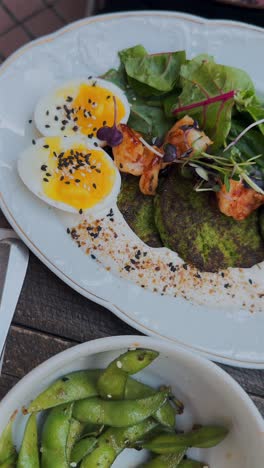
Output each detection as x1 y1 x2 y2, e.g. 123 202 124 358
117 174 162 247
154 167 264 272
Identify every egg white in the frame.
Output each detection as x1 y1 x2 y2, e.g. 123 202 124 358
34 78 130 146
17 136 121 215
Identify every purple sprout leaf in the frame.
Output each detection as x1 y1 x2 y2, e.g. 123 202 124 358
163 143 178 162
96 96 123 147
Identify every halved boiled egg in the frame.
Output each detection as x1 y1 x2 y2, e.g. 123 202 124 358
17 136 121 214
34 78 130 146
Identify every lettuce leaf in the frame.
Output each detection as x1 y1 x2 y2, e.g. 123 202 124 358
119 45 186 97
174 55 255 150
235 89 264 134
228 119 264 164
102 66 174 138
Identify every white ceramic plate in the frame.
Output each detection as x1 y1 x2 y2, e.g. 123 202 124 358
0 336 263 467
1 11 264 368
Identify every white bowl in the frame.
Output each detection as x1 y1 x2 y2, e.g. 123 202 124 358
0 336 263 467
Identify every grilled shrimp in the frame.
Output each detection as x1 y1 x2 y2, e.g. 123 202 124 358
112 116 212 195
216 179 264 220
112 124 145 176
139 152 163 195
164 115 212 155
112 124 164 195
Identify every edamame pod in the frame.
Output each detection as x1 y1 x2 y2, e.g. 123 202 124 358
41 403 72 468
98 349 159 399
82 423 104 437
126 379 176 428
142 426 228 453
27 370 100 413
178 460 208 467
70 437 97 464
0 413 17 464
26 368 177 429
73 392 168 427
66 418 85 462
141 450 186 467
0 454 17 468
17 414 39 468
81 418 159 468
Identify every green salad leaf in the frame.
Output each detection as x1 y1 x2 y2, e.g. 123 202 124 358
129 104 173 138
119 45 186 97
173 55 255 150
119 44 147 62
103 45 263 160
102 64 174 138
228 119 264 165
235 89 264 133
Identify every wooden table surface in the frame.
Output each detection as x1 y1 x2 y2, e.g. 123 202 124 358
0 209 264 417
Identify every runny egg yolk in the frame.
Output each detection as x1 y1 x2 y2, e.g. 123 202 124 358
58 84 126 138
42 137 116 211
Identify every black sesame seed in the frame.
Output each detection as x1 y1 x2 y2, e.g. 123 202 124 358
46 173 51 177
46 110 49 116
119 163 123 169
45 124 50 128
61 126 65 131
93 183 97 189
91 254 96 259
43 178 49 182
248 278 253 284
194 273 201 279
43 144 49 148
103 120 107 126
54 116 59 121
94 142 98 147
41 164 47 171
66 96 73 102
88 98 92 103
73 117 78 122
88 134 93 139
79 208 83 214
28 119 32 124
75 179 80 183
60 176 64 181
92 81 97 87
107 208 114 217
93 127 97 132
66 228 70 234
62 120 68 125
32 139 36 145
88 75 92 79
106 95 111 99
91 165 96 169
73 126 78 131
96 169 101 173
65 181 70 185
56 106 61 110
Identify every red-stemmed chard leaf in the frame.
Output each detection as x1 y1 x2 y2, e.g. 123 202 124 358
174 55 255 150
173 90 236 115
